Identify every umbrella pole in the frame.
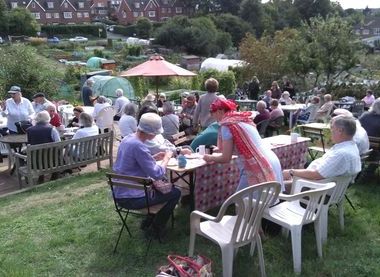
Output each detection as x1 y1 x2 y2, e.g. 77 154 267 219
155 77 159 100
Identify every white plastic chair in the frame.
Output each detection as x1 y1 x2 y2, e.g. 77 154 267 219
313 175 354 243
263 179 336 274
188 181 281 277
96 106 115 133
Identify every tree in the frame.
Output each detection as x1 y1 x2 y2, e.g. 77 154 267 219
135 17 152 39
0 45 62 99
0 0 8 34
299 16 363 88
293 0 332 22
209 13 253 46
218 0 243 15
239 0 263 37
7 8 39 36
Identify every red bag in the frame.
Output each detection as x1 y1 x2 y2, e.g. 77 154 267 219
165 255 212 277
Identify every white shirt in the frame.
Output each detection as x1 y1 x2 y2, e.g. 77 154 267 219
3 97 35 132
92 103 110 121
113 96 130 117
354 120 369 155
32 99 54 113
308 140 361 178
145 134 176 155
72 125 99 140
118 114 137 137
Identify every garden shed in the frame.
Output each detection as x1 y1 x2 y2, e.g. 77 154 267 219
88 76 135 103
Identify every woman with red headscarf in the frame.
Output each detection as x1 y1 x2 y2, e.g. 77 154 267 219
203 98 284 191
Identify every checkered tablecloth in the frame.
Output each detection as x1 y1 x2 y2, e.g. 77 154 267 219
193 140 308 211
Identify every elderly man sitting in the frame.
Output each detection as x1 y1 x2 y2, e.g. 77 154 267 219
253 100 270 124
283 116 361 182
113 88 130 121
315 94 334 122
45 104 62 128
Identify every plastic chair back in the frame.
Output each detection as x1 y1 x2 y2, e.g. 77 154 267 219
222 182 281 245
96 106 115 131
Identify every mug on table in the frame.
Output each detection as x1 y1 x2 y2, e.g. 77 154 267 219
196 145 206 156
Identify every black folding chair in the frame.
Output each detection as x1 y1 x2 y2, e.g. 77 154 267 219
106 173 174 254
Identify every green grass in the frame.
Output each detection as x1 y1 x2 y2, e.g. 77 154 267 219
0 171 379 276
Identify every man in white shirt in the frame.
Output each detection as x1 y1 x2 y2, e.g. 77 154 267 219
32 92 54 113
1 86 34 134
113 88 130 121
283 116 361 180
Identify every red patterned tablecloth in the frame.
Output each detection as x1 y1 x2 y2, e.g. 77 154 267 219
193 138 308 211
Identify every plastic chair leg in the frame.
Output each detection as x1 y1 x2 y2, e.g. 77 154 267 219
319 206 329 244
256 235 267 277
338 201 345 231
188 230 196 257
314 220 323 257
221 246 234 277
290 227 302 274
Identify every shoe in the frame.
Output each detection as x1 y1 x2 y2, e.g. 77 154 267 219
140 215 155 230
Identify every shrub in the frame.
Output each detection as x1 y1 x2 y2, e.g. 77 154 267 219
168 77 193 90
197 69 237 95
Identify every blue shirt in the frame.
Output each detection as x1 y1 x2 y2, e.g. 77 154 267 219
113 134 166 198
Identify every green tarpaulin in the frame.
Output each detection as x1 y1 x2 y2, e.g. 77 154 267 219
88 76 135 103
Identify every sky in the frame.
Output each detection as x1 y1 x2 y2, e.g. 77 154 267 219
261 1 380 10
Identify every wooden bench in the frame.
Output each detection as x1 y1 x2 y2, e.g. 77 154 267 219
14 132 114 187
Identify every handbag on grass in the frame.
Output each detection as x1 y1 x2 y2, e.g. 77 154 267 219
152 178 173 194
156 255 213 277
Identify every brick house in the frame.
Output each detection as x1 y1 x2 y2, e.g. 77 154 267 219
116 0 189 25
7 0 91 24
354 17 380 48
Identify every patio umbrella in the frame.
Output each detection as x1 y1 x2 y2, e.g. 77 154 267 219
119 54 197 98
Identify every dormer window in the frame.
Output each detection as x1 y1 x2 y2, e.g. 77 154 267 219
134 2 140 8
47 2 54 8
64 2 68 8
78 2 84 8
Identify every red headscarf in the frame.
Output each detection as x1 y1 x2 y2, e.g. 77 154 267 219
209 98 237 113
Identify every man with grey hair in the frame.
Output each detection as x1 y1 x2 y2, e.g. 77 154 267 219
113 88 130 121
359 98 380 137
44 103 62 128
82 79 94 106
283 116 361 181
72 113 98 140
253 100 270 124
26 110 61 183
32 92 54 113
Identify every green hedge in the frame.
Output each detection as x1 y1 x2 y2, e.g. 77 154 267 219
114 25 137 37
41 24 107 38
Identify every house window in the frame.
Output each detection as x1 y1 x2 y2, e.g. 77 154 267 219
64 2 68 8
122 11 127 18
78 2 84 8
161 8 166 13
54 13 59 18
99 10 107 14
140 11 144 16
31 2 35 8
355 29 360 35
47 2 54 8
175 7 182 14
133 11 139 17
374 28 380 35
167 8 171 13
134 2 140 8
363 29 369 35
148 11 155 17
11 2 17 8
162 0 168 4
77 12 82 18
32 12 40 19
84 12 89 18
64 12 72 18
46 13 51 18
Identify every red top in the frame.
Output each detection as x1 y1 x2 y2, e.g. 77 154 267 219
50 112 62 127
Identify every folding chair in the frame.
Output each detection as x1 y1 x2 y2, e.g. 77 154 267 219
106 172 174 253
256 119 270 138
266 116 284 136
299 125 329 160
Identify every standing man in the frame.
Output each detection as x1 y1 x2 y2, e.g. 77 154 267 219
192 78 219 131
113 88 130 121
1 85 34 134
179 95 197 135
82 79 94 106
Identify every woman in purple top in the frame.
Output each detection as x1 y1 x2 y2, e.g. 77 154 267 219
113 113 181 238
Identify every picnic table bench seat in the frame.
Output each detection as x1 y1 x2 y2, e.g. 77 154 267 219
14 132 114 187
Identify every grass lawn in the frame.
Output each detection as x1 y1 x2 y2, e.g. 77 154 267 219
0 170 379 276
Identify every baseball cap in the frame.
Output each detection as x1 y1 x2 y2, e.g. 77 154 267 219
138 113 163 135
8 86 21 94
